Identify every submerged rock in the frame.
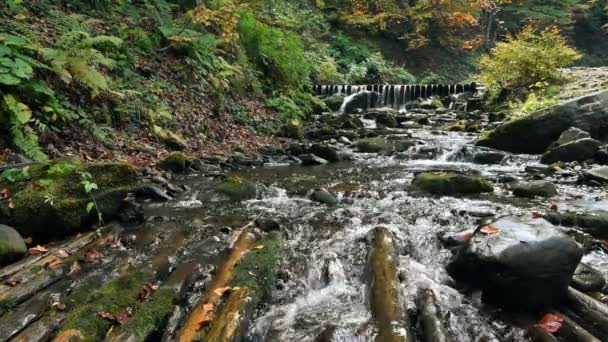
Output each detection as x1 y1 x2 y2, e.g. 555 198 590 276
300 154 328 166
544 211 608 239
447 216 583 311
310 189 338 206
158 152 192 173
512 181 558 198
0 161 138 239
541 138 600 164
413 172 493 195
477 89 608 154
356 138 386 153
0 224 26 265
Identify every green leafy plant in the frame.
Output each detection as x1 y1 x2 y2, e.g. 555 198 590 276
0 167 30 183
80 172 103 225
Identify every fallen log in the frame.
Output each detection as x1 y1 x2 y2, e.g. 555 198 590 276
368 226 412 342
566 287 608 340
0 288 55 341
174 227 257 342
9 313 66 342
555 313 601 342
416 288 447 342
528 326 558 342
0 230 100 290
204 287 250 342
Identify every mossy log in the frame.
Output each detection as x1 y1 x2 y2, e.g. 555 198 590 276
204 287 250 342
175 228 257 342
416 288 447 342
528 326 558 342
555 312 601 342
368 226 412 342
0 229 111 311
565 287 608 340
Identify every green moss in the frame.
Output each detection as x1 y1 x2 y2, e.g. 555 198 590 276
217 177 257 201
60 272 147 340
158 152 192 173
111 287 175 341
230 232 282 306
356 138 386 153
0 161 138 238
413 172 493 195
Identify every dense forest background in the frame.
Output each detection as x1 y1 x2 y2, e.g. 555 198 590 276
1 0 607 163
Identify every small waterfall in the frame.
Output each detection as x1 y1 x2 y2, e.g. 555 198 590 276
338 90 372 114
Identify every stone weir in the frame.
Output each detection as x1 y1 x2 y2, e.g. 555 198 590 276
314 83 479 109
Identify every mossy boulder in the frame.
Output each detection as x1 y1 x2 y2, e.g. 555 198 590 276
153 125 188 151
0 160 138 239
217 177 257 201
413 172 493 195
512 181 558 198
158 152 192 173
323 95 345 112
357 138 387 153
541 138 601 164
419 97 444 110
280 119 304 139
0 224 26 265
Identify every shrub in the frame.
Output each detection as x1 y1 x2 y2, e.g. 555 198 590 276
344 53 415 84
265 96 303 120
239 11 311 91
479 25 581 97
316 56 343 84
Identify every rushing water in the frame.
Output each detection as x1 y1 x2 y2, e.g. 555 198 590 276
141 124 607 342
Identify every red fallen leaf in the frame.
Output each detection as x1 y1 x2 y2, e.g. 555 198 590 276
480 225 500 235
115 310 130 324
53 249 69 259
46 258 63 269
28 245 48 255
0 188 10 199
536 313 563 333
52 302 66 311
84 249 101 263
4 277 22 287
532 211 545 219
137 282 159 301
98 311 116 321
451 229 474 243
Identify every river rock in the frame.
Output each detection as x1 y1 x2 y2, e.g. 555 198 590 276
366 112 398 128
323 95 344 112
0 224 26 265
512 181 558 198
335 114 364 130
216 178 257 201
420 97 444 110
0 161 139 239
447 216 583 310
584 166 608 183
356 138 386 153
544 211 608 239
554 127 591 146
473 151 506 165
310 189 338 206
413 172 493 195
344 92 370 114
595 146 608 164
477 89 608 153
158 152 192 173
300 154 328 166
310 144 341 163
281 120 304 139
572 263 606 292
541 138 601 164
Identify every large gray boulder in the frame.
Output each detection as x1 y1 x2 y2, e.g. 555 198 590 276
447 216 582 310
343 92 370 114
0 224 27 265
541 138 601 164
477 89 608 153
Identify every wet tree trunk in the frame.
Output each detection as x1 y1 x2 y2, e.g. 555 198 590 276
555 313 601 342
566 287 608 340
204 287 250 342
368 226 412 342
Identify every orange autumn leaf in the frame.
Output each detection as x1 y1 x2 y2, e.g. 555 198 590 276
480 225 500 235
213 286 232 297
28 245 48 255
46 258 63 269
532 211 545 218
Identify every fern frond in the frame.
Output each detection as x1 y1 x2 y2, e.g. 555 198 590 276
10 124 48 162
